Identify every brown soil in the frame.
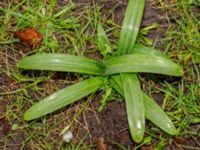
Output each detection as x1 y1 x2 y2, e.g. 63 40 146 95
0 0 199 150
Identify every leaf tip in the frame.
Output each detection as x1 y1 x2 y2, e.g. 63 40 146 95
24 113 30 121
132 132 144 143
24 109 34 121
17 58 26 69
168 126 178 136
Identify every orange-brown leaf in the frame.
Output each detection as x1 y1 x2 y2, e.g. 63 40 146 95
14 27 42 48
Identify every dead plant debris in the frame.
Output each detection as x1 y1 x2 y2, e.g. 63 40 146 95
14 27 42 49
96 137 107 150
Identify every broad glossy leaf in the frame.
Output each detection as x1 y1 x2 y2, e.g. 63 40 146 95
104 54 183 76
24 77 104 120
18 53 105 75
117 0 145 55
97 24 112 58
109 75 177 135
121 74 145 142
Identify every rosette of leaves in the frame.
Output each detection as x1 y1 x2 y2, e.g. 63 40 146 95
18 0 183 143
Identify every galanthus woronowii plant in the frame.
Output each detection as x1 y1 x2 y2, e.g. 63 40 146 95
18 0 183 143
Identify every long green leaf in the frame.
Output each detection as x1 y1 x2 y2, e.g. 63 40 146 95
97 24 112 58
104 54 183 76
117 0 145 55
143 94 177 135
113 0 177 140
24 77 104 120
109 76 124 96
121 74 145 142
109 75 177 135
131 44 169 58
18 53 105 75
117 0 145 142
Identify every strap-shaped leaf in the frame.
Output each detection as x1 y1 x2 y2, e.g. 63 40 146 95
104 54 183 76
131 44 169 58
18 53 105 75
143 94 177 135
97 24 112 58
109 76 124 96
121 74 145 142
24 77 104 120
109 75 177 135
117 0 145 55
116 0 145 142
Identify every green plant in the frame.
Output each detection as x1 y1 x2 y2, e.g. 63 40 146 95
18 0 183 143
189 0 200 5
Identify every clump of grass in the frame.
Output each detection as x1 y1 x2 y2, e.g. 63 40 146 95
161 0 200 139
145 1 200 148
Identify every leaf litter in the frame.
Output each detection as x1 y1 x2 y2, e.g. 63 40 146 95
14 27 42 49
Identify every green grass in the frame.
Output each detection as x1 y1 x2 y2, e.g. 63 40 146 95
0 0 199 149
161 0 200 131
145 1 200 149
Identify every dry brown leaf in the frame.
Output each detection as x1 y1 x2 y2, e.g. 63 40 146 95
14 27 42 49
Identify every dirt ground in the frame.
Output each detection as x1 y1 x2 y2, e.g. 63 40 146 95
0 0 200 149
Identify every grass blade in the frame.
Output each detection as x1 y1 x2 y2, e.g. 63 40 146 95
24 77 104 120
109 75 177 135
97 24 112 58
121 74 145 142
18 53 105 75
117 0 145 55
104 54 183 76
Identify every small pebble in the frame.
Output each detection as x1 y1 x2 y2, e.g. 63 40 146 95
63 131 73 143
